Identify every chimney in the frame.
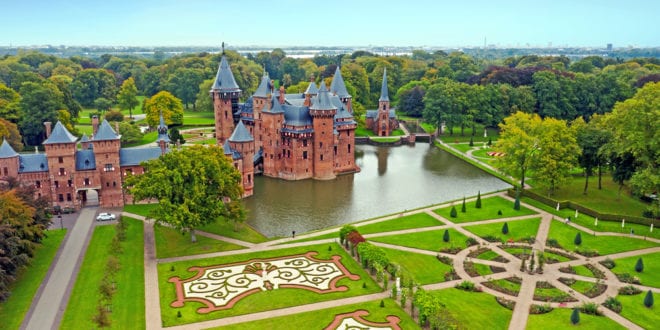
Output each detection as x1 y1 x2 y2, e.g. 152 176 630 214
44 122 52 138
92 116 99 136
115 121 120 134
279 86 285 104
270 79 275 94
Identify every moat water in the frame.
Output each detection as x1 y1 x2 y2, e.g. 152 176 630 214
244 144 511 237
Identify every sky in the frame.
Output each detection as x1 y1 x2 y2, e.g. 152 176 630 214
1 0 659 48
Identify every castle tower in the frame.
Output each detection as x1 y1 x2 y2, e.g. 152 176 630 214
156 112 170 154
228 120 255 197
377 68 391 136
211 52 241 145
251 73 271 150
261 94 285 177
330 66 352 112
309 82 337 180
0 139 19 180
303 79 318 107
91 120 123 207
43 121 78 208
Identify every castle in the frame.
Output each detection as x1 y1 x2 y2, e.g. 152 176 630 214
365 68 398 136
211 53 360 197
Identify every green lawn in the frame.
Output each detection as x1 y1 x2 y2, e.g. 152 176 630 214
476 250 503 261
286 231 338 244
61 218 145 329
0 230 66 330
451 143 473 153
355 126 375 137
158 243 379 326
437 126 499 143
568 280 601 296
543 251 572 263
182 112 215 126
473 262 494 276
434 196 537 223
574 265 597 278
357 213 443 235
430 288 512 329
527 308 626 330
154 225 246 259
213 299 419 329
382 248 452 285
123 130 158 147
463 217 541 243
534 284 573 301
484 278 522 295
617 293 659 329
369 229 471 252
546 221 658 255
611 252 660 287
370 136 401 143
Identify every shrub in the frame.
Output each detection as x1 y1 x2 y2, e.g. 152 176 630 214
469 136 474 146
575 248 599 257
644 290 654 308
570 308 580 325
600 258 616 269
104 110 124 122
177 311 182 318
574 232 582 246
443 229 450 242
529 304 553 314
455 280 476 291
380 299 385 307
635 257 644 273
436 255 453 265
580 302 601 315
502 222 509 235
546 238 562 248
482 235 499 242
603 296 622 313
498 209 503 215
618 285 642 295
465 237 478 246
616 273 640 284
362 282 367 289
461 197 466 213
513 195 520 210
476 191 482 208
496 297 516 310
339 225 357 244
488 137 492 146
450 206 457 218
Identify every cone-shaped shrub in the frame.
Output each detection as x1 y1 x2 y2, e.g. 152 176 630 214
502 222 509 235
514 195 520 210
469 136 474 146
450 206 457 218
476 191 482 209
574 232 582 246
570 308 580 325
443 229 450 242
461 197 466 213
635 257 644 273
644 290 654 308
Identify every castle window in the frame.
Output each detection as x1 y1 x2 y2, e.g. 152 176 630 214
104 164 114 172
106 182 110 187
319 142 323 148
247 174 252 184
84 178 90 186
35 180 41 188
54 181 59 188
383 104 386 110
59 168 66 176
303 139 307 147
225 111 228 119
334 146 337 156
2 167 7 176
58 194 64 202
113 181 117 187
303 151 307 159
68 179 73 187
66 193 72 201
58 156 63 163
287 150 291 158
348 144 351 153
320 154 324 161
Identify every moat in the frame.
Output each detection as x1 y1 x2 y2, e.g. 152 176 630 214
244 144 511 237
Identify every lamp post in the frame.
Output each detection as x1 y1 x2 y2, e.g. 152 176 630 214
58 213 63 230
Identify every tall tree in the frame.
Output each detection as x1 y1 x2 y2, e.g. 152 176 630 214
125 145 245 242
117 77 139 119
0 118 23 151
166 68 204 110
143 91 184 127
71 68 117 106
194 79 214 113
574 116 611 193
18 81 65 146
534 117 580 195
49 75 82 119
495 112 543 190
0 83 21 123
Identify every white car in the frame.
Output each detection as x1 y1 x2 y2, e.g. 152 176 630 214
96 212 116 221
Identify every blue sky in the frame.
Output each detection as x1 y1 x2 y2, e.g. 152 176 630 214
2 0 658 47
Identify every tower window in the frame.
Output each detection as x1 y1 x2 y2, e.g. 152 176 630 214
54 181 59 188
303 151 308 159
320 154 324 161
67 193 72 201
2 167 7 176
84 178 90 186
36 180 41 188
58 156 63 163
58 194 64 202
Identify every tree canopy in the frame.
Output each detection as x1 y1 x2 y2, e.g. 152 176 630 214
143 91 184 127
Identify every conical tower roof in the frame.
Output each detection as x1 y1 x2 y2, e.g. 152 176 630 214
0 139 18 158
305 81 318 95
253 73 271 98
94 119 120 141
157 112 170 142
311 82 337 111
211 56 241 93
43 121 77 144
329 66 350 98
379 68 390 102
228 120 254 142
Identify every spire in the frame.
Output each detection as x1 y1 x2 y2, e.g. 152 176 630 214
0 139 18 158
311 82 337 111
253 72 271 98
379 68 390 102
157 111 170 142
229 120 254 142
93 119 120 141
304 81 318 95
329 66 350 98
211 55 241 92
269 94 285 113
43 121 77 144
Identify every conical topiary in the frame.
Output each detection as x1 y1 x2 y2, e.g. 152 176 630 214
450 206 457 218
644 290 654 308
514 195 520 210
635 257 644 273
476 191 482 209
502 222 509 235
574 232 582 246
570 308 580 324
461 197 466 213
443 229 450 242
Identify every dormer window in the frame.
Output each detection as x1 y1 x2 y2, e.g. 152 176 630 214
104 164 114 172
85 159 90 166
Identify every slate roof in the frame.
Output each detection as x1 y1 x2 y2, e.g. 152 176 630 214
229 120 254 142
305 81 318 94
223 140 242 160
75 150 96 171
157 113 170 142
94 119 119 141
119 147 165 166
268 95 285 114
211 56 241 92
18 154 48 173
379 68 390 102
366 109 397 119
43 121 77 145
253 73 271 98
330 66 350 98
284 106 313 126
0 139 18 158
80 133 89 143
310 82 337 110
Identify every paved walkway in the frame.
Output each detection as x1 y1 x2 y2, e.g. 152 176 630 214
23 207 98 330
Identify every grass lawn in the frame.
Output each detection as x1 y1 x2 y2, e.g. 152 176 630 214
543 251 572 263
568 280 600 296
419 122 436 134
368 229 471 252
158 243 380 326
430 288 512 329
464 217 541 243
611 252 660 287
527 308 626 330
437 126 499 144
190 138 217 145
573 265 597 278
123 130 158 147
617 293 659 329
182 112 215 126
355 126 375 137
434 196 537 223
213 299 419 329
0 230 66 330
534 284 573 301
473 263 493 276
530 175 651 218
484 278 522 295
546 221 658 256
154 225 246 259
357 213 443 235
287 231 338 244
476 250 501 261
382 248 452 285
451 143 473 153
76 124 93 135
370 136 401 143
61 218 145 329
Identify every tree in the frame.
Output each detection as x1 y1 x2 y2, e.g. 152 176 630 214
570 308 580 325
118 122 143 145
143 91 184 127
397 85 426 117
574 232 582 246
166 68 204 110
117 77 139 119
0 118 23 151
194 79 214 113
495 112 542 190
574 116 611 193
104 110 124 122
450 206 457 218
443 229 450 242
461 197 466 213
93 97 113 113
50 75 82 119
644 290 654 308
0 83 22 123
514 193 521 210
18 81 64 146
635 257 644 273
125 145 245 242
502 222 509 235
534 117 580 195
168 127 185 146
475 191 482 208
71 68 117 106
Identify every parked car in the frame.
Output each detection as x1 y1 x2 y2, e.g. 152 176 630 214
96 213 116 221
62 207 75 214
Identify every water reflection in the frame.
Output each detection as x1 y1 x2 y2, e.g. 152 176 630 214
244 144 510 237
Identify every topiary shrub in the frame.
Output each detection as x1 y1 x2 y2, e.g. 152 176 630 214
104 110 124 122
443 229 450 242
450 206 457 218
635 257 644 273
488 137 492 146
574 232 582 246
502 222 509 235
461 197 466 213
644 290 654 308
380 299 385 307
465 237 478 246
570 308 580 325
498 209 503 215
514 195 520 210
177 311 182 318
476 191 482 208
469 136 474 146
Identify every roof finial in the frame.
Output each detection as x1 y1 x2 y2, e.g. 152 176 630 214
222 42 225 55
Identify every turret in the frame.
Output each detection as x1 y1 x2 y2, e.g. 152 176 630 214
309 82 337 180
329 66 352 112
211 52 241 145
377 68 391 136
91 120 123 208
228 120 255 197
0 139 19 179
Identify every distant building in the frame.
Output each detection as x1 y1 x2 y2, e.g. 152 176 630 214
211 53 359 197
607 43 613 51
365 69 398 136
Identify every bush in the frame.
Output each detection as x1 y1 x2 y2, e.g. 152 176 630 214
603 296 622 313
104 110 124 122
618 285 642 295
461 197 466 213
469 136 474 146
600 258 616 269
580 302 601 315
574 232 582 246
546 238 562 248
443 229 450 242
380 299 385 307
482 235 499 242
498 209 503 215
616 273 640 284
339 225 357 244
476 191 482 208
465 237 478 246
514 195 520 210
529 304 553 314
644 290 654 308
455 280 476 291
450 206 457 218
570 308 580 325
502 222 509 235
488 137 492 146
575 248 599 257
635 257 644 273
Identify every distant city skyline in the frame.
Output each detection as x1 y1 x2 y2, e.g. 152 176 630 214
2 0 659 48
